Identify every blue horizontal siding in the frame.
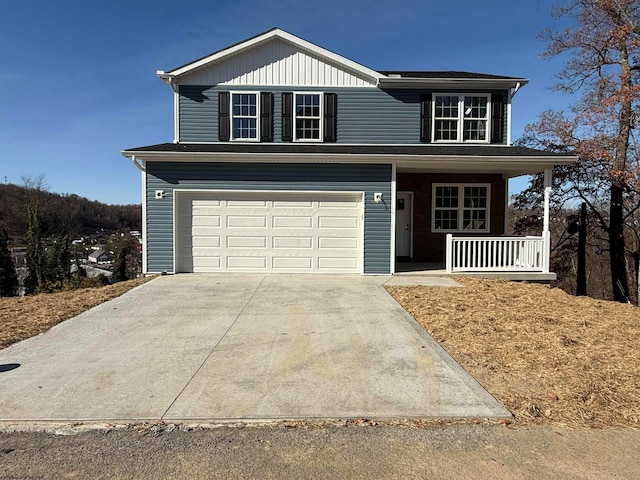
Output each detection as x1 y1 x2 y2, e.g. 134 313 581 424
146 162 392 274
179 86 509 144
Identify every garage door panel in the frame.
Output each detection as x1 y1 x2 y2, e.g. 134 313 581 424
227 236 267 248
177 192 362 273
272 257 313 269
273 237 313 249
319 257 359 270
227 216 267 228
190 236 221 248
318 237 358 249
227 199 268 207
192 215 221 227
272 216 313 228
318 216 358 229
318 199 359 209
227 256 267 269
273 200 312 208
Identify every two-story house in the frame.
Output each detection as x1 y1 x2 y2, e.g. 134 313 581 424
122 28 575 278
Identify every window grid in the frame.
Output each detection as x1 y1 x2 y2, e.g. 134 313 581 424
231 92 259 141
463 96 488 141
433 94 490 143
432 184 490 232
294 93 322 141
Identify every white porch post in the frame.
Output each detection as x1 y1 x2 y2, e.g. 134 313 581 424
542 169 552 274
445 234 453 273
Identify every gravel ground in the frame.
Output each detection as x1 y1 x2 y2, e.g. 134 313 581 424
1 424 639 479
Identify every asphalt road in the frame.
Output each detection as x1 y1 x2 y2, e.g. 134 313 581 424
1 424 638 479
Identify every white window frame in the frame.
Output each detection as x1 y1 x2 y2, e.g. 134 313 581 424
432 94 491 144
293 92 323 142
431 183 491 233
230 91 260 142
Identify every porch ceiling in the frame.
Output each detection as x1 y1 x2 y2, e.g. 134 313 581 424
394 157 565 178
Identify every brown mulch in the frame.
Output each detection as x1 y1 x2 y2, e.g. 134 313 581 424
386 278 640 428
0 277 156 349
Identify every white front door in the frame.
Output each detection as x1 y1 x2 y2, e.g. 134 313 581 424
395 192 412 257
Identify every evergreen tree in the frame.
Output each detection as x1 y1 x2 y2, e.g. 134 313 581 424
0 226 18 297
111 243 129 283
24 203 47 294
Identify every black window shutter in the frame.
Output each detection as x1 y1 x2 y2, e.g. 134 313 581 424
420 94 432 143
218 92 230 141
260 92 273 142
323 93 337 142
491 94 505 143
282 92 293 142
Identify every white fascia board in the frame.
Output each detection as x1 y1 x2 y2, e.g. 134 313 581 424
163 28 383 84
121 150 576 176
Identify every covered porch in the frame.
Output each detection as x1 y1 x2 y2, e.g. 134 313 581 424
393 150 570 281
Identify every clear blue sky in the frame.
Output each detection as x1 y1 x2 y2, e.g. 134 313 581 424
0 0 573 205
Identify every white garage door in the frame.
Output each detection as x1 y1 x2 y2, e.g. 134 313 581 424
176 191 362 273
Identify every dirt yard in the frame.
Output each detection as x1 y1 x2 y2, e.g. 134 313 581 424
387 278 640 428
0 277 155 349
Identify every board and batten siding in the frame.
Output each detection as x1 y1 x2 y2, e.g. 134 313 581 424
177 39 377 87
145 162 392 274
179 86 509 144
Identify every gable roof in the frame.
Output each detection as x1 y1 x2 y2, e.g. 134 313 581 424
158 28 384 85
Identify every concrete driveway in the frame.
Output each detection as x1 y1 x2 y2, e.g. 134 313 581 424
0 275 509 424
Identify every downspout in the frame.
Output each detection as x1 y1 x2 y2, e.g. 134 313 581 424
131 155 146 172
510 81 522 98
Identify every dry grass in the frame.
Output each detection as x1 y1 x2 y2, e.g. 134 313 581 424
387 278 640 428
0 277 156 349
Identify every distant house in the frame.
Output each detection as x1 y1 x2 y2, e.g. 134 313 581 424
88 251 113 264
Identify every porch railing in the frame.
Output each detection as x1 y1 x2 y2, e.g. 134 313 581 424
445 232 550 273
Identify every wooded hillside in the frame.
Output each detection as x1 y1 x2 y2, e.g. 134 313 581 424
0 183 141 242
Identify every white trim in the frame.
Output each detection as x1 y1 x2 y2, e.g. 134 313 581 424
543 169 552 233
173 188 365 275
174 91 179 143
432 183 491 233
141 161 148 274
172 192 178 275
390 162 397 274
164 28 383 85
293 92 323 142
506 88 512 145
229 91 261 142
121 150 576 178
432 93 491 144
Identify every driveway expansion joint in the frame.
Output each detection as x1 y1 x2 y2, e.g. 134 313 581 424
159 275 267 420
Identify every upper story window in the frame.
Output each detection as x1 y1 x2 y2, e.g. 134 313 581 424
432 183 490 233
231 92 259 141
433 94 490 143
294 93 323 141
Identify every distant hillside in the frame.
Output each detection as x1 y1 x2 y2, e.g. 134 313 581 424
0 183 141 241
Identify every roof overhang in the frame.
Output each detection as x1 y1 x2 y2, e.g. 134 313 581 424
122 147 575 179
377 78 529 90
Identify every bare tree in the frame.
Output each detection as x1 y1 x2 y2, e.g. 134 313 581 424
518 0 640 302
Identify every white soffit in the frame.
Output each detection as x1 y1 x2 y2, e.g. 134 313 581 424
166 29 382 87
